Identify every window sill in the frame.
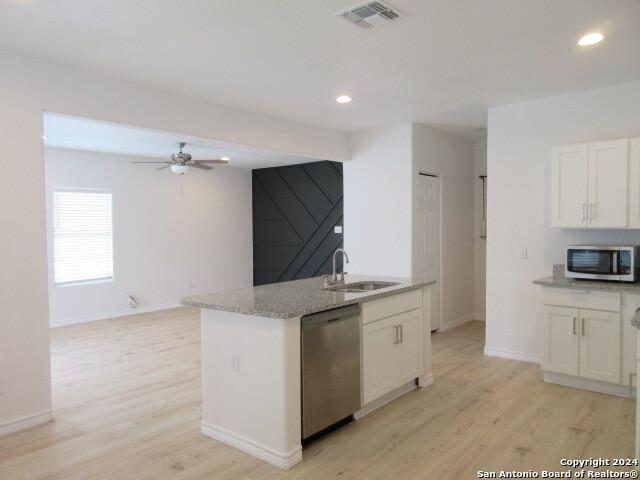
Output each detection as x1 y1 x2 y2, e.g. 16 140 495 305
54 277 114 288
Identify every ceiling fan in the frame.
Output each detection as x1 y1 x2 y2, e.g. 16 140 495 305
131 142 230 174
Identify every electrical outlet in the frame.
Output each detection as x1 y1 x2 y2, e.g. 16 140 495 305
334 225 343 234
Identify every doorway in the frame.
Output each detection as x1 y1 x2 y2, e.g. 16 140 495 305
417 172 441 331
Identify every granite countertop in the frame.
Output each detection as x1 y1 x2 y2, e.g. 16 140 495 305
533 275 640 293
181 274 433 319
533 264 640 294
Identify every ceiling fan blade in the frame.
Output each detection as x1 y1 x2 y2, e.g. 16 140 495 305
193 159 229 164
155 164 171 171
190 163 214 170
131 161 171 164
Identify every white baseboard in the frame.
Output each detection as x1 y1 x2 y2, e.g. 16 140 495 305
50 302 182 327
544 372 633 398
201 421 302 470
0 410 53 437
355 380 418 420
439 313 474 332
484 346 541 364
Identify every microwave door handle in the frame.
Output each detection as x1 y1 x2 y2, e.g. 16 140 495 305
613 251 618 274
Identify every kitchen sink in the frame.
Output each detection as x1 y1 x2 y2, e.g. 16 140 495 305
324 281 399 293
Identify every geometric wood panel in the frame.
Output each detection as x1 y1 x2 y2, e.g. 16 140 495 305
252 161 343 286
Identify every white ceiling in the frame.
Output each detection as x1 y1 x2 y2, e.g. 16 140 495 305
3 1 640 134
43 113 315 169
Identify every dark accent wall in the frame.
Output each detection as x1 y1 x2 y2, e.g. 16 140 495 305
252 161 343 286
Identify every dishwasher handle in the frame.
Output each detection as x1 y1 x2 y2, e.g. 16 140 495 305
302 304 360 329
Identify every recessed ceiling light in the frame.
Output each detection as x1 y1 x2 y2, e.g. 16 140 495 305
578 32 604 46
221 156 230 161
336 95 352 104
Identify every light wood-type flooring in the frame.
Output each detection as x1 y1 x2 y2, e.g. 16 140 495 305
0 309 634 479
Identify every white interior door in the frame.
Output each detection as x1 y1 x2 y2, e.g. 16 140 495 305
418 174 440 331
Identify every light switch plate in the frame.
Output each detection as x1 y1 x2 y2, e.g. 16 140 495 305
334 225 343 234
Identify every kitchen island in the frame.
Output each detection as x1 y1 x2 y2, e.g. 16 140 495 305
182 275 434 469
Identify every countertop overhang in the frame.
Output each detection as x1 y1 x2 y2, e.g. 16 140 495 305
181 275 433 319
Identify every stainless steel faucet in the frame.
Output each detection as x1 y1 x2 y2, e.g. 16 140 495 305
331 248 349 283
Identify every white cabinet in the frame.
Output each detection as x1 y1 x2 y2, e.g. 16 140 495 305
392 310 423 386
542 305 621 384
539 287 638 396
636 332 640 461
362 316 397 403
579 310 621 383
551 139 628 228
551 144 588 227
622 294 639 388
628 138 640 228
361 293 424 406
587 140 629 228
541 306 580 376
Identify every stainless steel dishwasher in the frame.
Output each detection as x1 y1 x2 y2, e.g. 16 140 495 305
301 304 361 441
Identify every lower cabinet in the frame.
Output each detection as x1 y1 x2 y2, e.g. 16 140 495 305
362 308 423 405
542 305 621 384
540 287 637 396
579 310 621 383
541 306 580 376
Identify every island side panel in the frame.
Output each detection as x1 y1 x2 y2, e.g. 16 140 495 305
420 284 434 387
200 309 302 469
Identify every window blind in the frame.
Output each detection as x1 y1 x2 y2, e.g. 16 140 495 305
53 190 113 285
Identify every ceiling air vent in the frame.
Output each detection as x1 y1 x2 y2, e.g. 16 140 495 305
337 1 402 29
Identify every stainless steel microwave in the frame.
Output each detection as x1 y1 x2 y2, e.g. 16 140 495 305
566 246 640 282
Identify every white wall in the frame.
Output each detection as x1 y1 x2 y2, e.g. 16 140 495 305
45 148 252 326
0 49 347 432
473 139 487 321
344 123 414 277
412 124 475 330
486 81 640 362
344 123 475 330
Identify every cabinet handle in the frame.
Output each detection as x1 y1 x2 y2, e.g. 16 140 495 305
581 317 586 336
589 203 594 221
572 317 577 335
393 325 400 344
399 324 404 343
581 203 586 222
630 373 637 398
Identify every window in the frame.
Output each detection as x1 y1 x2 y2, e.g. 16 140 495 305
53 189 113 285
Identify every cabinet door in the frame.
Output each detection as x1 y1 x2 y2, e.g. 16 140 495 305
393 310 423 386
362 317 397 404
541 306 580 375
579 309 621 383
636 371 640 459
621 294 639 387
628 138 640 228
587 140 629 228
551 144 588 227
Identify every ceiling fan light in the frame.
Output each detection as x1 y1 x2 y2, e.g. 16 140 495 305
170 164 189 175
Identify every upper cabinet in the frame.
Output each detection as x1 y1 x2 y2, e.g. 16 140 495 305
551 139 630 229
551 144 589 227
628 139 640 228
